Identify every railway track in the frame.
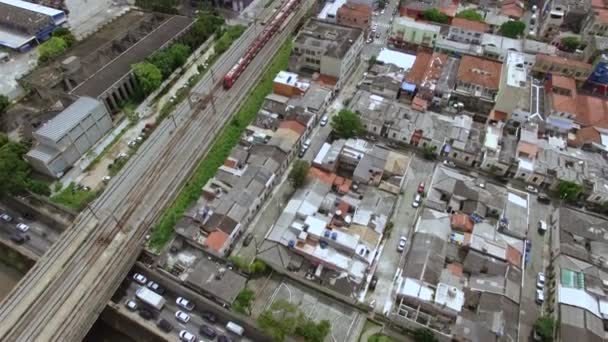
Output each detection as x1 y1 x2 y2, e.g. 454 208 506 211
0 1 311 341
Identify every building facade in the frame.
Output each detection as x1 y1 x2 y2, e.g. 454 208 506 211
388 17 441 49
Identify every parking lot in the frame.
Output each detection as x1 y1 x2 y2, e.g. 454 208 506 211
0 202 60 257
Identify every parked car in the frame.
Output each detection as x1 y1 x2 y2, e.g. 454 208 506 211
175 311 190 324
302 138 311 150
127 140 137 148
138 309 154 320
397 236 407 252
412 194 422 208
535 289 544 304
369 275 378 291
102 176 112 184
219 335 233 342
298 147 307 158
16 223 29 233
132 273 147 285
536 272 545 289
320 115 329 126
9 233 30 244
526 185 538 194
537 194 551 204
179 330 196 342
243 233 254 247
125 299 137 311
157 319 173 333
537 220 547 235
176 297 195 311
201 311 217 323
200 325 217 339
525 240 532 252
1 213 12 222
417 182 425 194
375 32 380 38
146 280 165 295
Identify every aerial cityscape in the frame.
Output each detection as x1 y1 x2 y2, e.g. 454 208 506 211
0 0 607 341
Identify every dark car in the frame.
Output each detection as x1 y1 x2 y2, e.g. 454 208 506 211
200 325 217 339
138 309 154 320
146 280 166 295
9 233 30 244
537 194 551 204
243 233 254 247
218 336 233 342
201 311 217 323
369 275 378 291
157 319 174 333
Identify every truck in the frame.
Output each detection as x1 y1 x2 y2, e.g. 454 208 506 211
226 321 244 336
135 286 166 311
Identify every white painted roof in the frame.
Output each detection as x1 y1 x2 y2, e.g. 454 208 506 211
507 192 527 208
434 283 465 312
558 285 600 317
377 48 416 71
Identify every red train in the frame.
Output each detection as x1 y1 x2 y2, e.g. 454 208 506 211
223 0 300 89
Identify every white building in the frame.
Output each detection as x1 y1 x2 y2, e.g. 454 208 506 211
494 51 528 116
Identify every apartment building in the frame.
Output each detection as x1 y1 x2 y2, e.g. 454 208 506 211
26 97 112 177
581 8 608 38
336 2 372 32
532 54 592 82
452 55 502 115
539 0 565 42
388 17 441 49
291 19 363 87
545 75 578 133
447 18 488 45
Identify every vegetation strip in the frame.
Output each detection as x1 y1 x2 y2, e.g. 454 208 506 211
147 39 294 251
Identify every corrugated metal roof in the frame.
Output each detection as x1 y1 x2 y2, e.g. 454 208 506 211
0 0 64 17
35 97 103 141
26 144 60 162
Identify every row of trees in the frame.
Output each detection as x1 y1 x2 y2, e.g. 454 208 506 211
0 136 50 197
258 299 331 342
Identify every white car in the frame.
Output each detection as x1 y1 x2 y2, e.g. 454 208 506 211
1 213 12 222
320 115 328 126
536 272 546 289
302 138 311 150
175 310 190 324
397 236 407 252
526 185 538 194
125 299 137 311
132 273 147 285
535 289 544 304
102 176 111 184
412 194 422 208
179 330 196 342
176 297 195 311
16 223 29 233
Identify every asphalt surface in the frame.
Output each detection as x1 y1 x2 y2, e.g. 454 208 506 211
0 202 60 257
364 0 399 58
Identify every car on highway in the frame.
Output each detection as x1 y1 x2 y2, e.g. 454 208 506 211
175 310 190 324
397 236 407 252
243 233 254 247
9 233 29 244
320 115 329 126
200 325 217 339
535 289 544 304
125 299 137 311
16 223 29 232
157 319 173 333
526 185 538 194
369 275 378 291
179 330 196 342
1 213 12 222
133 273 147 285
201 311 217 323
412 194 422 208
176 297 195 311
417 182 425 194
537 194 551 204
536 272 545 289
146 280 165 295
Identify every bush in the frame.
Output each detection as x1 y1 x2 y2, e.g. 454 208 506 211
499 21 526 38
422 8 449 24
52 27 76 47
132 62 163 95
0 95 9 114
249 259 268 274
38 37 68 62
214 25 246 55
233 288 255 315
534 316 555 342
288 160 310 188
26 179 51 196
456 9 484 22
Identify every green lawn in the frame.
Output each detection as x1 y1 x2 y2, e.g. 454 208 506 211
50 183 99 212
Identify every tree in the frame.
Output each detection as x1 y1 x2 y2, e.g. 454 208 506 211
52 27 76 47
249 259 268 275
0 133 7 147
412 328 438 342
422 8 449 24
368 55 377 69
233 288 255 315
0 142 31 196
295 319 331 342
499 21 526 38
560 36 580 52
257 300 300 342
0 95 9 114
38 37 68 62
331 109 365 139
422 145 438 160
288 160 310 188
168 43 191 69
557 180 583 203
533 316 555 342
132 62 163 95
456 9 484 22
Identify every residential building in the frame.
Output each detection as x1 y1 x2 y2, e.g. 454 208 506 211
273 71 310 97
291 19 363 87
358 63 405 99
581 7 608 38
544 75 578 133
400 0 458 22
402 51 448 109
479 121 514 176
532 54 592 82
442 115 484 167
494 51 528 116
447 18 488 45
500 0 524 19
539 0 566 42
388 17 441 49
0 0 66 51
582 35 608 63
452 55 502 116
317 0 347 22
26 97 112 178
336 3 372 32
583 54 608 96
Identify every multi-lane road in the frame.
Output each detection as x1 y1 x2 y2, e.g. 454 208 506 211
0 1 313 340
0 202 59 258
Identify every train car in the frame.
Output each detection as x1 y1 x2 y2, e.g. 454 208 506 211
223 0 300 89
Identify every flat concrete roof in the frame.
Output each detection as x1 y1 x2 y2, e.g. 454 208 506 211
72 15 193 98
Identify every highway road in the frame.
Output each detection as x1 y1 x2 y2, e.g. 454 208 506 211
0 1 313 340
0 202 59 258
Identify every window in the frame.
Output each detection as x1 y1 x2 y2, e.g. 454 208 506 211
452 152 458 158
392 133 396 138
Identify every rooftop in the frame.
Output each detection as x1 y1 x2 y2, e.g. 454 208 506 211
535 54 593 70
451 17 488 32
392 16 441 33
457 55 502 90
503 51 527 88
184 256 248 304
35 97 105 141
294 19 362 59
575 94 608 129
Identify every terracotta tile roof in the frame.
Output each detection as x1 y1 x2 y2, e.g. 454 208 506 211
501 2 524 18
405 51 431 84
224 159 237 168
205 230 229 252
517 141 538 158
552 94 578 114
451 17 489 32
596 8 608 22
337 201 350 216
318 74 338 86
451 213 474 232
308 167 336 184
575 94 608 128
447 263 464 277
506 245 522 267
412 96 428 111
535 54 593 70
338 3 372 16
406 52 448 86
279 119 306 136
572 126 602 146
489 110 508 122
551 75 576 90
457 55 502 90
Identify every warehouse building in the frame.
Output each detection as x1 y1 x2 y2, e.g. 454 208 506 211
26 97 112 177
0 0 66 51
